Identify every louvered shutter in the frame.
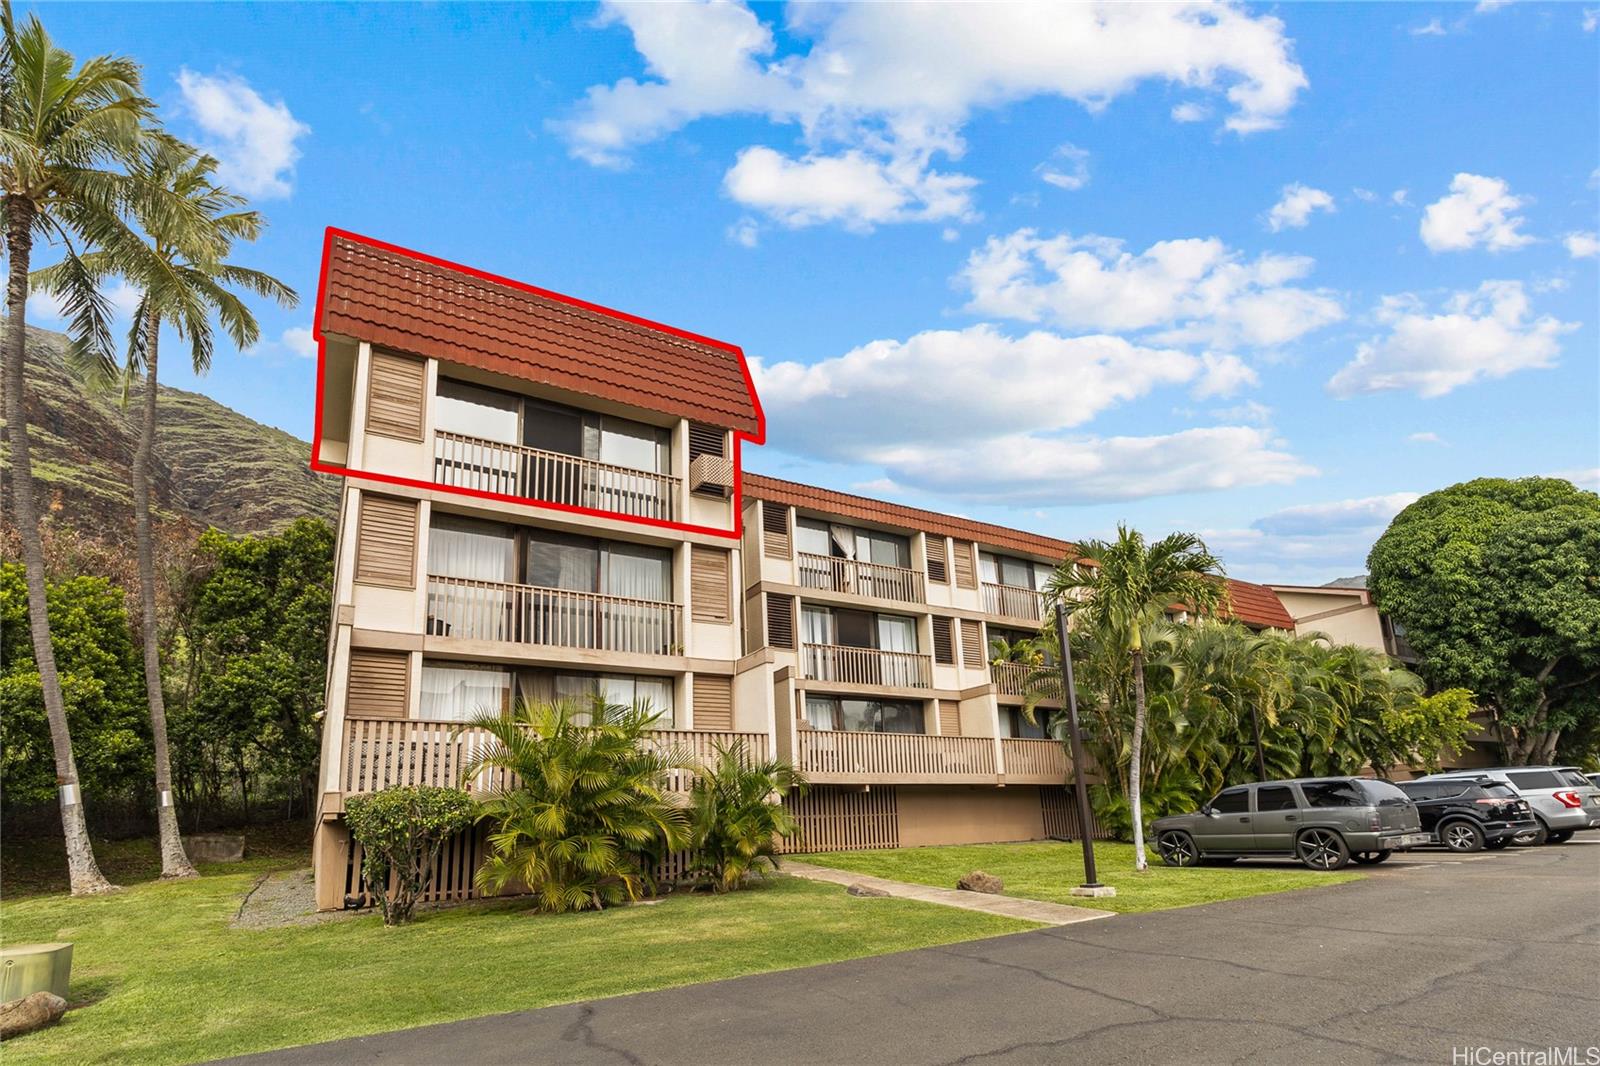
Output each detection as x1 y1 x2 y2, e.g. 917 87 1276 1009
766 593 795 649
347 649 410 718
926 536 949 583
931 616 955 665
960 618 986 668
355 494 418 588
691 546 732 624
762 501 791 558
693 674 734 730
952 541 977 589
938 700 961 736
365 351 426 441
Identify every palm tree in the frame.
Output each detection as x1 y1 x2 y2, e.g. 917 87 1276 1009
461 695 692 912
1045 527 1225 870
37 135 297 879
0 2 154 894
689 741 805 892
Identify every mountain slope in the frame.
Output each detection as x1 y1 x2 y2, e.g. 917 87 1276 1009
2 325 338 538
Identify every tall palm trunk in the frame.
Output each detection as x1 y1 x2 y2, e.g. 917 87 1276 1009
133 311 196 878
1128 644 1149 871
2 195 116 894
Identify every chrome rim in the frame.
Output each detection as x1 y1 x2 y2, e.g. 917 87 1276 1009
1158 832 1196 867
1445 824 1477 850
1298 830 1343 869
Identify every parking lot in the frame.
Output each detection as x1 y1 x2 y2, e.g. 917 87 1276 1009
232 839 1600 1065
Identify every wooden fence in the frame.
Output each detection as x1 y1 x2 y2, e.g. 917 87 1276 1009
801 643 932 689
796 552 925 604
425 575 681 655
796 731 997 785
433 430 679 522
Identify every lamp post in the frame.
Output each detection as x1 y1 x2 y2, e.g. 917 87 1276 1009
1054 602 1112 896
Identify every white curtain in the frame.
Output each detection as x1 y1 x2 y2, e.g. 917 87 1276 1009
420 663 511 721
877 614 919 686
802 606 835 645
435 380 519 443
428 517 514 582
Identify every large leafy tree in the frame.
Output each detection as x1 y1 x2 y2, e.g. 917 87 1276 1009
0 1 152 893
1368 477 1600 764
37 135 296 878
1045 527 1225 870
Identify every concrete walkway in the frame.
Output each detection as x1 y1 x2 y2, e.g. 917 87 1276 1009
782 860 1117 926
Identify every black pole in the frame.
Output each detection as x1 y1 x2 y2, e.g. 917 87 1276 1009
1054 603 1102 889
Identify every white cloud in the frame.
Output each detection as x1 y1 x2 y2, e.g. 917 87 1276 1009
1410 18 1448 36
1419 173 1533 252
722 145 977 231
1546 467 1600 490
1585 9 1598 32
1391 189 1410 206
727 217 761 248
244 325 318 360
560 1 1307 228
177 70 309 199
1266 183 1335 231
1406 431 1445 445
1254 492 1421 536
1036 143 1090 191
1562 231 1599 259
1171 102 1211 123
1192 352 1259 399
1352 187 1377 202
1329 281 1575 398
1206 491 1417 582
1475 0 1514 12
959 229 1344 350
1208 399 1274 425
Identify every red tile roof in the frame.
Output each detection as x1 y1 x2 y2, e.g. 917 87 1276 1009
315 230 763 435
1221 579 1296 631
742 473 1081 561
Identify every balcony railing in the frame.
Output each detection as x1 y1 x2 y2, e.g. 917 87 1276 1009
796 552 926 604
341 716 768 796
801 643 932 689
983 581 1045 621
991 661 1033 697
1000 738 1069 784
433 430 680 522
796 730 998 784
426 575 681 656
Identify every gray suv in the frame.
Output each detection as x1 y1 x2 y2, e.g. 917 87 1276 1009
1153 777 1429 871
1415 767 1600 844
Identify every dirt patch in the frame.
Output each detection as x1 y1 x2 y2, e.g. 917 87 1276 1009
231 868 357 929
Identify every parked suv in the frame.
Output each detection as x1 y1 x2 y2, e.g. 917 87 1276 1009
1414 767 1600 844
1153 777 1428 871
1395 777 1539 852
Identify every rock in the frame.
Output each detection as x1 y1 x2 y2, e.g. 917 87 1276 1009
0 992 67 1040
184 834 245 863
847 882 890 897
956 871 1004 895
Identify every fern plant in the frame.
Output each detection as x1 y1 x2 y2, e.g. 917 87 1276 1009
689 742 806 893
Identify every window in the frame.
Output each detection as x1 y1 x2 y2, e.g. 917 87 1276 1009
1000 707 1048 739
855 529 910 568
1398 783 1441 800
1357 779 1413 806
979 551 1047 589
420 662 512 721
1210 788 1249 814
1300 780 1366 808
1506 770 1564 790
436 379 519 444
428 515 515 583
795 518 909 568
532 669 675 724
805 696 925 734
1557 770 1591 788
436 379 671 476
1257 785 1298 811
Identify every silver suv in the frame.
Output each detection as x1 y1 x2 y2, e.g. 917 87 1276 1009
1153 777 1429 871
1415 767 1600 844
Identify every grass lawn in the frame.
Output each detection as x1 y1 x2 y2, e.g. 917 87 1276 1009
804 841 1363 913
0 856 1035 1066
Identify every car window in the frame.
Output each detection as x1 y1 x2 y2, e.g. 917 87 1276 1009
1301 780 1366 808
1210 788 1249 814
1358 779 1413 806
1475 783 1517 800
1257 785 1298 811
1557 770 1590 788
1400 782 1439 800
1506 770 1564 790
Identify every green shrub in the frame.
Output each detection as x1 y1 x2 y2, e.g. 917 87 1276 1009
344 785 475 925
690 742 805 892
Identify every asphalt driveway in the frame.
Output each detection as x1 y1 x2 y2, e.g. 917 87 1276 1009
224 843 1600 1065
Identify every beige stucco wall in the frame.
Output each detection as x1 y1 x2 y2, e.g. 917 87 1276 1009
1270 588 1388 653
897 786 1046 847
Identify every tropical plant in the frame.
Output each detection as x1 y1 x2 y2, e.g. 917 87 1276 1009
0 1 156 894
688 741 805 892
989 635 1044 666
1044 528 1225 870
462 695 691 913
1368 477 1600 764
344 785 475 926
35 134 297 878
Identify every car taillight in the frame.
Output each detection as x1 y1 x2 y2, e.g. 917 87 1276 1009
1368 812 1382 830
1473 798 1502 805
1554 791 1582 808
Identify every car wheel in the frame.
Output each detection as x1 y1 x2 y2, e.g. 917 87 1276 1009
1545 829 1574 844
1483 838 1510 851
1441 820 1485 853
1351 851 1391 865
1518 824 1548 846
1157 830 1199 868
1296 828 1351 871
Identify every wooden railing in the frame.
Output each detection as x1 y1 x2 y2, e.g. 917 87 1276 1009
797 730 998 784
433 430 680 522
796 552 925 604
801 643 932 689
426 575 681 655
1001 738 1069 784
341 716 769 796
991 660 1033 697
983 581 1045 620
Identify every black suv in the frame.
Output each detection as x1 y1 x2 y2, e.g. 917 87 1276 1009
1396 777 1538 852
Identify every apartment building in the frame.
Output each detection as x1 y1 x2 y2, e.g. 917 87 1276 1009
308 231 1302 909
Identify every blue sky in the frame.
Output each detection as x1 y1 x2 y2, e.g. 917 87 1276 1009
24 1 1599 583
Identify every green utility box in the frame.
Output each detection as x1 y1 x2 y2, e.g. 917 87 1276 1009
1 943 73 1002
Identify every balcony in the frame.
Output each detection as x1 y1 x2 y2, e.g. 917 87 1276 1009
433 430 681 522
426 575 682 656
991 661 1032 697
797 552 925 605
341 717 769 796
801 643 932 689
796 730 997 785
1000 738 1069 784
983 581 1045 621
